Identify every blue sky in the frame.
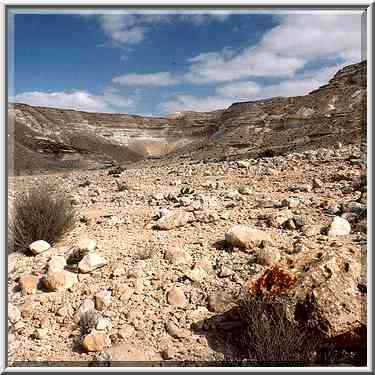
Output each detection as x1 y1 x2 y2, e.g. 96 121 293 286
8 10 364 116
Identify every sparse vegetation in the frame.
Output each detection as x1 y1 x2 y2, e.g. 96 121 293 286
78 180 91 188
179 186 195 197
237 293 322 366
108 166 126 177
8 182 75 253
134 242 158 260
115 181 128 192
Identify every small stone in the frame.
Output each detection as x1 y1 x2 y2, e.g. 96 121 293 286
19 273 40 295
96 317 112 331
29 240 51 255
167 287 186 307
8 304 21 324
151 192 164 200
193 209 219 223
268 210 293 228
225 225 271 249
219 266 233 278
18 299 36 319
44 270 78 291
237 160 250 169
154 210 195 230
161 347 176 360
164 248 192 265
282 197 301 208
79 299 95 318
111 263 126 277
77 238 97 253
165 321 189 339
82 331 111 352
328 216 351 236
95 290 111 311
78 253 107 273
118 324 135 339
113 284 133 303
48 256 67 272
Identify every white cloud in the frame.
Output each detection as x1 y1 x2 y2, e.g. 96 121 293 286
183 13 362 84
93 11 231 46
159 94 234 113
112 72 180 86
160 62 346 114
10 90 134 112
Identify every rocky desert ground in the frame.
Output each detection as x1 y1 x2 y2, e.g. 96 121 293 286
7 61 367 367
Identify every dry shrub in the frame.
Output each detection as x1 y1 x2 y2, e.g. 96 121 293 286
238 294 321 366
234 266 321 366
9 182 75 253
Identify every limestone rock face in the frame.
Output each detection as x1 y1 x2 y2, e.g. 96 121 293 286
287 246 366 351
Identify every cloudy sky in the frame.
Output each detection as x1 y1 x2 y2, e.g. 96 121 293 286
8 9 365 116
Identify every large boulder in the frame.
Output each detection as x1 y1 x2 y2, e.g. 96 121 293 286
287 246 366 351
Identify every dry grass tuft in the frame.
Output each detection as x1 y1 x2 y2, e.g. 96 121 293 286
8 182 75 253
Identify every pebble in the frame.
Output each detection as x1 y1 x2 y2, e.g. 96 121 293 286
328 216 351 236
167 287 186 307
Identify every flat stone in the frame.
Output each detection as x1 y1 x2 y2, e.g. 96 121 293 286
78 253 107 273
225 225 271 248
44 270 78 291
29 240 51 255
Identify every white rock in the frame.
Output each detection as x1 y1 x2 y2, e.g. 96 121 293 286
78 253 107 273
48 256 67 272
328 216 351 237
225 225 271 248
96 317 112 331
95 290 111 311
8 304 21 324
29 240 51 255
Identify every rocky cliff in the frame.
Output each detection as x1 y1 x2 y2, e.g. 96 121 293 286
9 60 366 174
